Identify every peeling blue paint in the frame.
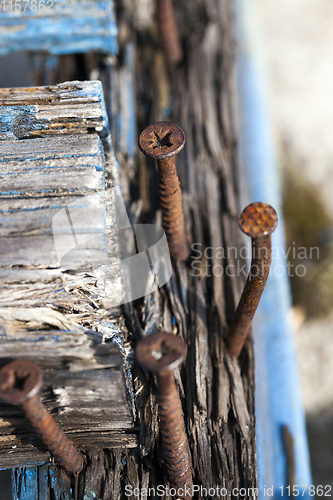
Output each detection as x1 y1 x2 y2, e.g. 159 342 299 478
0 165 103 174
123 44 136 158
1 202 98 213
0 0 118 56
0 153 103 163
0 106 47 140
0 82 109 142
0 187 94 196
110 43 136 159
12 467 38 500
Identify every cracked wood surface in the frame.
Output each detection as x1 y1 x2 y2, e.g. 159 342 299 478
0 81 108 140
9 0 257 497
0 82 134 471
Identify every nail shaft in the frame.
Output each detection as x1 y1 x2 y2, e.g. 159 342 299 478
136 332 193 498
156 0 183 66
139 122 190 261
226 202 278 358
0 360 84 474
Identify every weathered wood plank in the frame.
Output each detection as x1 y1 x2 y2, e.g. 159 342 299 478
0 80 134 469
0 81 109 140
95 0 258 496
5 0 258 495
0 134 107 268
0 0 117 56
0 322 135 467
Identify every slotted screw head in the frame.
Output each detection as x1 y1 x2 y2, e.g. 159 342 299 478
138 122 186 160
238 202 278 239
0 360 42 405
135 331 186 373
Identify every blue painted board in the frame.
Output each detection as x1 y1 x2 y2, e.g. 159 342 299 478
0 81 109 140
0 0 117 56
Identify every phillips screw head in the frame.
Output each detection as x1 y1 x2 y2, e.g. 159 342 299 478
138 122 186 160
135 331 186 373
0 360 42 405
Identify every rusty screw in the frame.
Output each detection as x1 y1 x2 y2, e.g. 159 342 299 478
139 122 190 261
156 0 183 66
136 331 193 498
0 360 84 474
226 202 278 358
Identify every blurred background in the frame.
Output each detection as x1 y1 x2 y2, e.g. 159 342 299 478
257 0 333 488
0 0 333 495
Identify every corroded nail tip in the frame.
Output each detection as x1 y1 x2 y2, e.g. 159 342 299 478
135 331 186 373
238 202 278 239
139 122 186 160
0 360 42 405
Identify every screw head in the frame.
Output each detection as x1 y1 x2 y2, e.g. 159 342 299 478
0 360 42 405
138 122 186 160
238 202 278 239
135 331 186 373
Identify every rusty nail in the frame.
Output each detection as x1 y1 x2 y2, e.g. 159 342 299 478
139 121 190 261
0 360 84 474
156 0 183 66
135 331 193 498
226 202 278 358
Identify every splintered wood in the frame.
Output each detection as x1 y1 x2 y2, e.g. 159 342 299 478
90 0 258 496
0 81 134 469
1 0 259 492
0 82 108 139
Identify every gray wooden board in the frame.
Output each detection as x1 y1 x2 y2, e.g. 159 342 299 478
0 81 109 140
0 317 135 464
0 134 107 268
0 331 135 469
0 81 134 469
7 0 259 494
0 324 135 468
59 0 256 496
17 0 256 494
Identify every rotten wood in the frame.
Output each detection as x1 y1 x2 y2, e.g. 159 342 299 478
5 0 258 497
0 82 135 470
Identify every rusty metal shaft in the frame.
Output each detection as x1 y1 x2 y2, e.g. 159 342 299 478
135 331 193 497
157 370 193 497
226 235 272 358
156 0 183 66
22 395 84 474
139 121 189 261
158 157 189 261
0 360 83 475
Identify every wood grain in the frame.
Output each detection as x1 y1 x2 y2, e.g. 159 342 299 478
8 0 258 495
0 81 109 140
103 0 257 495
0 82 134 469
0 134 107 268
0 335 136 469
